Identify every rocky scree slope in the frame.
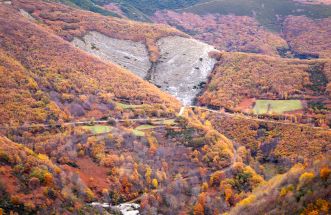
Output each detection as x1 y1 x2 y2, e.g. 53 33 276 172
72 33 217 105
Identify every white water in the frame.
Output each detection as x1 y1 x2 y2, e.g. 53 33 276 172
88 202 140 215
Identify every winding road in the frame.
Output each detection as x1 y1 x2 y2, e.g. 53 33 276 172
0 118 171 130
1 105 328 131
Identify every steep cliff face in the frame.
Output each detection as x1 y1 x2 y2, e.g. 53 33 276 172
72 33 217 105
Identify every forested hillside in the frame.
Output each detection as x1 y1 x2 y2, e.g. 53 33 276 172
283 16 331 59
13 0 187 62
53 0 199 21
0 136 99 214
153 11 288 56
57 0 119 16
0 0 330 214
0 1 181 127
198 52 331 126
179 0 331 32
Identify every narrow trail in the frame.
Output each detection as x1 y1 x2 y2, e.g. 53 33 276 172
1 106 327 132
0 118 172 130
1 104 327 131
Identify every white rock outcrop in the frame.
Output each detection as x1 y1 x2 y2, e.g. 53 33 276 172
19 9 37 22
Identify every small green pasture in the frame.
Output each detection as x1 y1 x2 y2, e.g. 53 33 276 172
82 125 112 134
253 100 303 115
132 129 146 137
116 102 144 109
153 119 176 126
135 124 156 130
132 124 156 137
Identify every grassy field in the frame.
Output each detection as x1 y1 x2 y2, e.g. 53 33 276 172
116 102 145 109
132 129 146 136
181 0 331 31
135 124 156 130
153 119 176 125
82 125 112 134
253 100 303 114
132 124 156 136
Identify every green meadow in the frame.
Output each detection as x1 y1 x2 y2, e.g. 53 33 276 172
82 125 112 134
253 100 303 114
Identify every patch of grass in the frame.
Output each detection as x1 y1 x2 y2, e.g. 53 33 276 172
253 100 303 115
116 102 144 110
82 125 112 134
135 124 156 130
109 1 152 22
132 129 145 137
153 119 176 125
132 124 160 136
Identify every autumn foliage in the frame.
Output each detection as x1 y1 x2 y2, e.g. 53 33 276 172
199 52 331 110
12 0 187 62
153 11 288 56
283 16 331 59
0 4 180 126
0 1 330 214
229 160 331 215
198 52 331 125
0 136 96 214
200 109 331 164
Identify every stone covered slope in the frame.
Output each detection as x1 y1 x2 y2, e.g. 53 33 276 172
72 32 217 105
72 31 151 79
155 36 217 105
